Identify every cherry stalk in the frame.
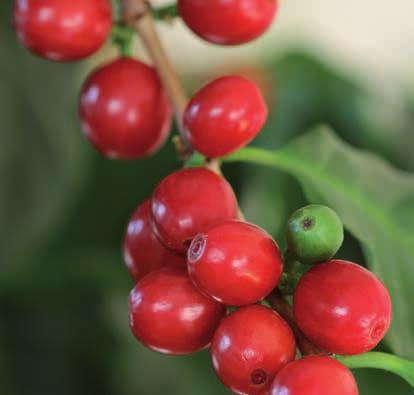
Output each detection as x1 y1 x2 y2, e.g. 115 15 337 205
121 0 192 157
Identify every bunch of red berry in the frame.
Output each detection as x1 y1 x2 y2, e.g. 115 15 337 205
12 1 394 395
12 0 273 160
125 179 392 395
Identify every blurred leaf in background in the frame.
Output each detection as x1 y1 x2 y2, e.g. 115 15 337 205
239 53 414 240
0 1 413 394
0 14 89 274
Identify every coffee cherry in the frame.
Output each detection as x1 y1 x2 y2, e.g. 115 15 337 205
129 267 226 355
293 260 392 355
79 57 172 159
211 305 296 395
188 221 283 306
183 76 268 158
123 200 186 282
178 0 278 45
151 168 238 253
271 356 359 395
286 205 343 264
13 0 112 61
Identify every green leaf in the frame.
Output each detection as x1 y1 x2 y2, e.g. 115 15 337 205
224 126 414 359
262 53 414 171
337 353 414 388
353 368 413 395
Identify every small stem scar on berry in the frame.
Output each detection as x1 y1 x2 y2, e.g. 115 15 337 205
121 0 192 158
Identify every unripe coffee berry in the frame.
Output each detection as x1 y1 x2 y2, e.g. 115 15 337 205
129 267 226 355
79 57 172 159
13 0 112 61
178 0 278 45
123 200 186 282
211 305 296 395
188 220 283 306
294 260 392 355
286 204 344 264
151 168 238 253
183 76 268 158
271 356 359 395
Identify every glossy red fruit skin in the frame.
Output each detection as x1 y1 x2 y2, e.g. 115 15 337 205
13 0 112 61
178 0 278 45
271 356 359 395
293 260 392 355
129 267 226 355
123 200 186 282
151 168 238 254
79 57 172 159
188 220 283 306
183 76 268 158
211 305 296 395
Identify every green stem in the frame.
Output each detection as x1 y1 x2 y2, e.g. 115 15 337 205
112 24 134 41
223 146 291 171
184 152 206 168
336 352 414 387
152 4 179 20
111 3 178 56
278 250 309 296
111 24 135 56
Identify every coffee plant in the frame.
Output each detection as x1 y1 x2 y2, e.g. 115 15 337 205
8 0 414 394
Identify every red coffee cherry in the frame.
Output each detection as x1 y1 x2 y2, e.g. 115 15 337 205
183 76 268 158
79 57 172 159
129 267 226 355
271 356 359 395
293 260 392 355
13 0 112 61
178 0 278 45
123 200 186 282
151 168 238 253
211 305 296 395
188 221 283 306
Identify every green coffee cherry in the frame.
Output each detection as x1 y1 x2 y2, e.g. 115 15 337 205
286 204 344 264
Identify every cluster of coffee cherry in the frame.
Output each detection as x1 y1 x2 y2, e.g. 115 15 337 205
12 0 273 160
125 178 391 395
12 1 393 394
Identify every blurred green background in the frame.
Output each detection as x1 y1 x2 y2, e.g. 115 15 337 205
1 1 413 394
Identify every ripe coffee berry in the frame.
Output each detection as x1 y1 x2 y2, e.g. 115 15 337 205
129 267 226 355
183 76 268 158
178 0 278 45
188 220 283 306
294 260 392 355
123 200 186 282
211 305 296 395
13 0 112 61
271 356 359 395
79 57 172 159
151 168 238 253
286 204 344 264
